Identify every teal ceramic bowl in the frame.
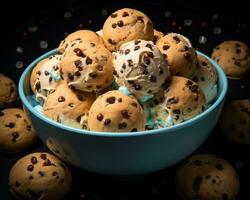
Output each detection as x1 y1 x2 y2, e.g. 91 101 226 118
19 49 227 176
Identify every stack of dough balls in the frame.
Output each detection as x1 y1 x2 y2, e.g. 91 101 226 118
28 7 218 132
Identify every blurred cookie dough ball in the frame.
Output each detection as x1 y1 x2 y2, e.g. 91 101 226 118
9 152 72 200
30 55 62 102
219 99 250 144
153 29 164 44
43 83 94 129
191 55 218 103
113 39 170 101
0 74 18 109
156 33 198 77
61 42 114 92
103 8 154 51
0 108 37 153
88 90 146 132
153 76 206 128
175 154 240 200
58 29 104 53
211 40 250 79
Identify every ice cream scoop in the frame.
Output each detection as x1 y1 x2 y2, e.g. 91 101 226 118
32 55 62 103
113 39 170 102
156 33 198 78
191 54 218 103
152 76 206 128
88 90 146 132
43 83 94 129
60 41 114 93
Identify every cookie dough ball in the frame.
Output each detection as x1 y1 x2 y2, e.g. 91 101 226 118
103 8 154 51
0 74 18 109
30 55 62 102
211 41 250 79
88 90 146 132
153 29 164 44
0 108 37 153
191 55 218 103
9 152 72 200
175 154 240 200
153 76 206 128
156 33 198 77
58 29 104 54
219 99 250 144
61 41 114 92
113 40 170 101
43 83 94 129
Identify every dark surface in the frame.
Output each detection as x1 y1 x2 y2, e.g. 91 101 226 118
0 1 250 199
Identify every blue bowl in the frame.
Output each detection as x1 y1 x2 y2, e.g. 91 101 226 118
19 49 227 176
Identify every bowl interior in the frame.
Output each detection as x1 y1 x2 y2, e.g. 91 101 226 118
18 49 228 137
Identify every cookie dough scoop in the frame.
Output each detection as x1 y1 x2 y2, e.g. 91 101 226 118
191 54 218 103
175 154 240 200
153 76 206 128
103 8 154 51
0 108 37 153
156 33 198 78
61 41 114 93
9 152 72 200
88 90 146 132
30 55 62 102
43 83 94 129
113 39 170 101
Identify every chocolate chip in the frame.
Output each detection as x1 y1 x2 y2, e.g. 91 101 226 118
43 159 52 166
131 128 138 132
52 171 57 176
44 71 49 76
146 43 153 50
192 76 198 82
68 85 75 90
89 72 97 79
122 11 129 17
222 193 228 200
135 40 141 45
134 84 142 90
36 71 41 76
97 65 103 71
184 53 191 60
200 77 205 81
193 176 202 192
106 96 116 104
27 125 32 131
76 94 85 101
127 59 133 67
31 156 38 164
167 97 178 105
125 49 130 55
201 61 207 66
86 57 93 65
137 16 144 23
216 164 224 170
67 73 74 81
15 181 20 187
173 109 181 114
49 77 53 83
118 98 122 102
76 115 82 123
97 113 104 121
15 114 22 118
6 122 15 128
163 45 170 51
205 175 211 179
173 35 180 43
117 20 124 27
134 46 140 51
235 61 241 66
118 122 127 129
131 102 138 107
40 154 47 160
29 175 34 180
104 119 111 126
27 165 34 171
35 81 41 91
108 38 116 45
121 110 130 119
127 80 134 84
122 63 126 69
159 67 163 75
74 60 82 68
111 13 117 18
112 23 117 28
38 171 45 177
194 159 202 166
74 48 86 57
60 178 65 184
0 111 4 116
58 96 65 102
149 76 156 82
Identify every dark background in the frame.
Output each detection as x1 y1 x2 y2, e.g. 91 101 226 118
0 0 250 199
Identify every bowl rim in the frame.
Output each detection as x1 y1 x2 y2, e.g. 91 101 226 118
18 49 228 137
